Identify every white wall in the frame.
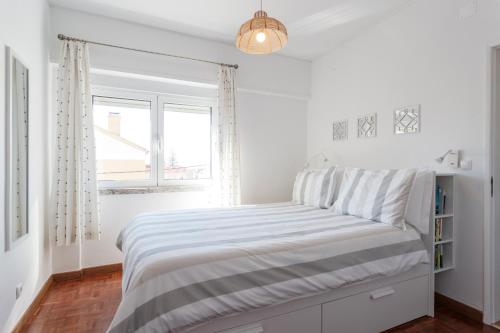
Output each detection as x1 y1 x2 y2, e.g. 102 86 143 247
0 0 50 332
308 0 500 311
49 7 310 271
49 7 310 99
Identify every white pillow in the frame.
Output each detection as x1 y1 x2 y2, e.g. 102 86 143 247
404 169 434 234
292 167 337 208
331 168 345 204
331 168 417 228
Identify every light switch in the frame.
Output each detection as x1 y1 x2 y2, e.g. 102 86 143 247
447 150 459 169
460 159 472 170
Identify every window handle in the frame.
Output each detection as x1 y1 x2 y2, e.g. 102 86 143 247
156 136 162 153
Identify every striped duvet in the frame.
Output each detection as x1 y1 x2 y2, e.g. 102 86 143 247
108 202 429 333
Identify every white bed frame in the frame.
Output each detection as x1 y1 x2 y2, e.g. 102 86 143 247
188 220 435 333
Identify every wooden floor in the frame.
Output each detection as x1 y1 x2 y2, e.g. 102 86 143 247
24 272 122 333
22 270 498 333
386 305 498 333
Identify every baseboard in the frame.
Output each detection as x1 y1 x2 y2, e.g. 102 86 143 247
52 269 82 282
52 263 122 282
83 263 122 276
435 292 483 323
11 275 53 333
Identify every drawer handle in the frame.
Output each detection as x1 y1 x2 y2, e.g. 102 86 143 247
221 323 264 333
370 287 395 300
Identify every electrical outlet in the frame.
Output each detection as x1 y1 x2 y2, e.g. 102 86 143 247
15 284 23 300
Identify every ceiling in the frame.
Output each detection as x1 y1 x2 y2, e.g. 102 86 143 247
48 0 412 60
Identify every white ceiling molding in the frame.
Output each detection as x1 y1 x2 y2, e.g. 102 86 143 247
288 0 409 36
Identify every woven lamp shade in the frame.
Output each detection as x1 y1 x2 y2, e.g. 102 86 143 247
236 10 288 55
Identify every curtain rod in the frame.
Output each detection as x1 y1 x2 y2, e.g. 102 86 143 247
57 34 239 69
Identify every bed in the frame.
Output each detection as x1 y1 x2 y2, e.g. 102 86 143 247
108 199 433 333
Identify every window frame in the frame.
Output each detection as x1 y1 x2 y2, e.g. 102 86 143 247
91 87 215 189
157 94 214 187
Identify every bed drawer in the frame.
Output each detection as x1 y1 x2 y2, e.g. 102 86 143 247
219 305 321 333
322 275 428 333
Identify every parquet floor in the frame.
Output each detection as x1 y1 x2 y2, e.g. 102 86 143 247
24 272 122 333
22 270 498 333
386 305 498 333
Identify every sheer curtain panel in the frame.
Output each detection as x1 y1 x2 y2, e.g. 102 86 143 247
54 40 100 246
214 66 241 207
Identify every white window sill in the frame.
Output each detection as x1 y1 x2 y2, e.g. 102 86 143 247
99 184 208 196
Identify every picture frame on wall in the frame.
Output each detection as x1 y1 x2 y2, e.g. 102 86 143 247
333 119 348 141
357 113 377 138
394 105 421 135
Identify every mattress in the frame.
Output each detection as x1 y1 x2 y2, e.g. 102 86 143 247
108 202 429 333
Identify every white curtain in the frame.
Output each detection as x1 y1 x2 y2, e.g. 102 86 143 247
213 66 241 207
54 40 100 246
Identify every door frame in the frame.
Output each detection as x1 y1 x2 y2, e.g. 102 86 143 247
484 44 500 325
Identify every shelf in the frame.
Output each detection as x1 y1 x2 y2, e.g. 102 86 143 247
434 239 453 245
436 173 456 177
435 214 453 219
434 266 454 274
434 174 455 279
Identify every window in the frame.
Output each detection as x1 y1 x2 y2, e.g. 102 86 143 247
92 88 213 188
162 103 211 180
94 96 152 182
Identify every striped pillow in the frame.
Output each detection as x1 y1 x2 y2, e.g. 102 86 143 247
332 168 417 228
292 167 337 208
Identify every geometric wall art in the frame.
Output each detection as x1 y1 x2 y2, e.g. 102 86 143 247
394 105 421 135
357 113 377 138
333 119 348 141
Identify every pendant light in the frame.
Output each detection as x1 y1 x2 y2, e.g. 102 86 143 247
236 0 288 55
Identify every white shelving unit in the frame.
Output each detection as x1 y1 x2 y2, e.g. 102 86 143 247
432 173 455 274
